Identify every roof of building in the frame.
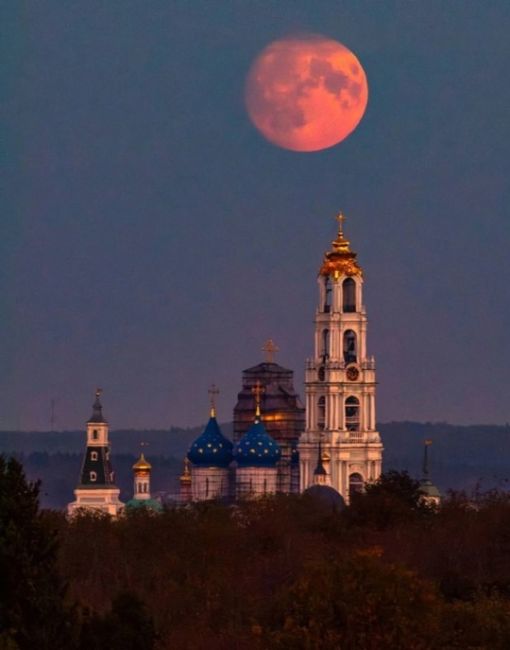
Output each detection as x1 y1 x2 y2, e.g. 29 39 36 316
187 416 233 468
420 478 441 498
234 419 281 468
243 361 293 375
303 484 346 513
132 453 152 471
88 390 107 424
319 214 363 278
125 498 163 512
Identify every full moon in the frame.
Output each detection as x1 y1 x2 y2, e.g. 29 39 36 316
245 35 368 152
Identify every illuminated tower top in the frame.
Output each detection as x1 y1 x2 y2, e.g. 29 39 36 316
319 213 363 279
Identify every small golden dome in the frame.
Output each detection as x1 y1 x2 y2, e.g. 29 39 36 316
132 452 152 471
321 450 331 462
319 212 363 278
180 457 191 484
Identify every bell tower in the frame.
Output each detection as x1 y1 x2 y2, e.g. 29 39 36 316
298 213 383 502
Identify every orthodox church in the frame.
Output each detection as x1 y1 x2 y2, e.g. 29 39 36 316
68 214 439 515
183 213 383 503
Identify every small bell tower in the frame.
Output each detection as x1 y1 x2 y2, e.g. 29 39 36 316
68 389 123 516
299 213 383 502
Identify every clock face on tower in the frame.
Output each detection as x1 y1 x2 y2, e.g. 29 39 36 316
346 366 359 381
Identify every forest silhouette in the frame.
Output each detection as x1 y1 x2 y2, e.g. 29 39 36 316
3 456 510 649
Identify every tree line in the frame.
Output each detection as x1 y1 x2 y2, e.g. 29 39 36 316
2 456 510 649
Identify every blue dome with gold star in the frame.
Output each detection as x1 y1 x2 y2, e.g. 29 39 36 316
234 419 281 468
187 416 233 468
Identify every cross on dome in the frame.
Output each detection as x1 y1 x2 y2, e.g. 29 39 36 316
208 384 220 418
262 339 279 363
336 211 346 235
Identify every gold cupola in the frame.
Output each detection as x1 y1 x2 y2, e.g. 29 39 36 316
132 452 152 472
319 212 363 278
180 457 191 485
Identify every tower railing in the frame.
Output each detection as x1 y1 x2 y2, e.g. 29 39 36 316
306 357 376 371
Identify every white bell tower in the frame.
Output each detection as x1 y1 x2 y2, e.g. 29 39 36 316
299 213 383 502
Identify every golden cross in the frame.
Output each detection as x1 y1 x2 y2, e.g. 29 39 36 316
251 380 265 419
336 211 346 234
208 383 220 417
262 339 279 363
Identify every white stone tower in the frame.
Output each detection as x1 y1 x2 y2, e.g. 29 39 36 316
299 214 383 502
67 389 124 516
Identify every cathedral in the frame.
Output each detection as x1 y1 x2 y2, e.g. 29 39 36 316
68 214 408 514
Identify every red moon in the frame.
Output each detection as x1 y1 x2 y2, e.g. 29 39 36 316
245 35 368 152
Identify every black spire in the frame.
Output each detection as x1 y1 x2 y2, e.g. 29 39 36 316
314 437 327 478
422 439 431 478
88 388 106 423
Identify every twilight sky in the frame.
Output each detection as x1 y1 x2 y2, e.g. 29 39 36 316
3 1 510 430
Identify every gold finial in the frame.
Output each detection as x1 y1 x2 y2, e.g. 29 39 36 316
331 211 351 253
251 380 265 420
95 387 103 399
262 339 279 363
181 457 191 481
425 439 433 446
208 384 219 418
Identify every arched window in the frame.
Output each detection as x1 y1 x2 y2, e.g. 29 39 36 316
345 396 360 431
343 330 357 364
89 471 97 482
349 472 364 497
317 396 326 431
322 329 330 358
318 365 325 382
90 451 98 461
92 429 98 440
343 278 356 312
323 276 332 313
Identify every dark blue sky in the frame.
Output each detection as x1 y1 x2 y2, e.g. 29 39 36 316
3 1 510 430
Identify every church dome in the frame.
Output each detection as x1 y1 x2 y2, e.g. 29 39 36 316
187 417 233 468
132 453 151 471
234 419 281 468
319 213 363 278
419 478 441 499
303 484 346 513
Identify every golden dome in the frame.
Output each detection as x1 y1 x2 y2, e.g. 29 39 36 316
132 452 152 471
319 213 363 278
321 450 331 462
